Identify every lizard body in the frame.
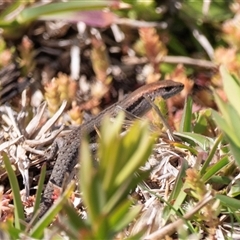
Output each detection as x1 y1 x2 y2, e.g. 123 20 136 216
39 80 184 217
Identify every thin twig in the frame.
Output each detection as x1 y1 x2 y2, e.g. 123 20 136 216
116 18 167 29
123 55 217 69
145 192 214 239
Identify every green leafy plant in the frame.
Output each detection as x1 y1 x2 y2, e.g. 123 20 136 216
61 112 155 239
212 65 240 166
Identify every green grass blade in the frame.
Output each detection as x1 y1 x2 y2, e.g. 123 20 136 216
2 152 25 230
216 194 240 210
224 135 240 167
212 87 231 127
173 142 198 155
110 204 141 232
30 181 75 238
220 65 240 116
33 163 46 217
100 113 124 192
212 110 240 147
200 133 223 175
115 122 154 185
201 155 229 182
0 0 29 20
61 204 89 239
163 159 188 222
80 136 105 223
18 1 113 23
227 104 240 144
174 132 214 150
179 96 193 132
168 158 188 202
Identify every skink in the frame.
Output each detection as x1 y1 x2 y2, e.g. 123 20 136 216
38 79 184 218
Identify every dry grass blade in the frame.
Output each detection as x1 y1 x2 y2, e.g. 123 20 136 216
36 100 67 137
25 102 47 137
25 125 64 147
4 104 21 137
0 136 23 152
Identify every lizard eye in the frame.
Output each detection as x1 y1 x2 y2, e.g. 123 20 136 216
164 86 175 93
